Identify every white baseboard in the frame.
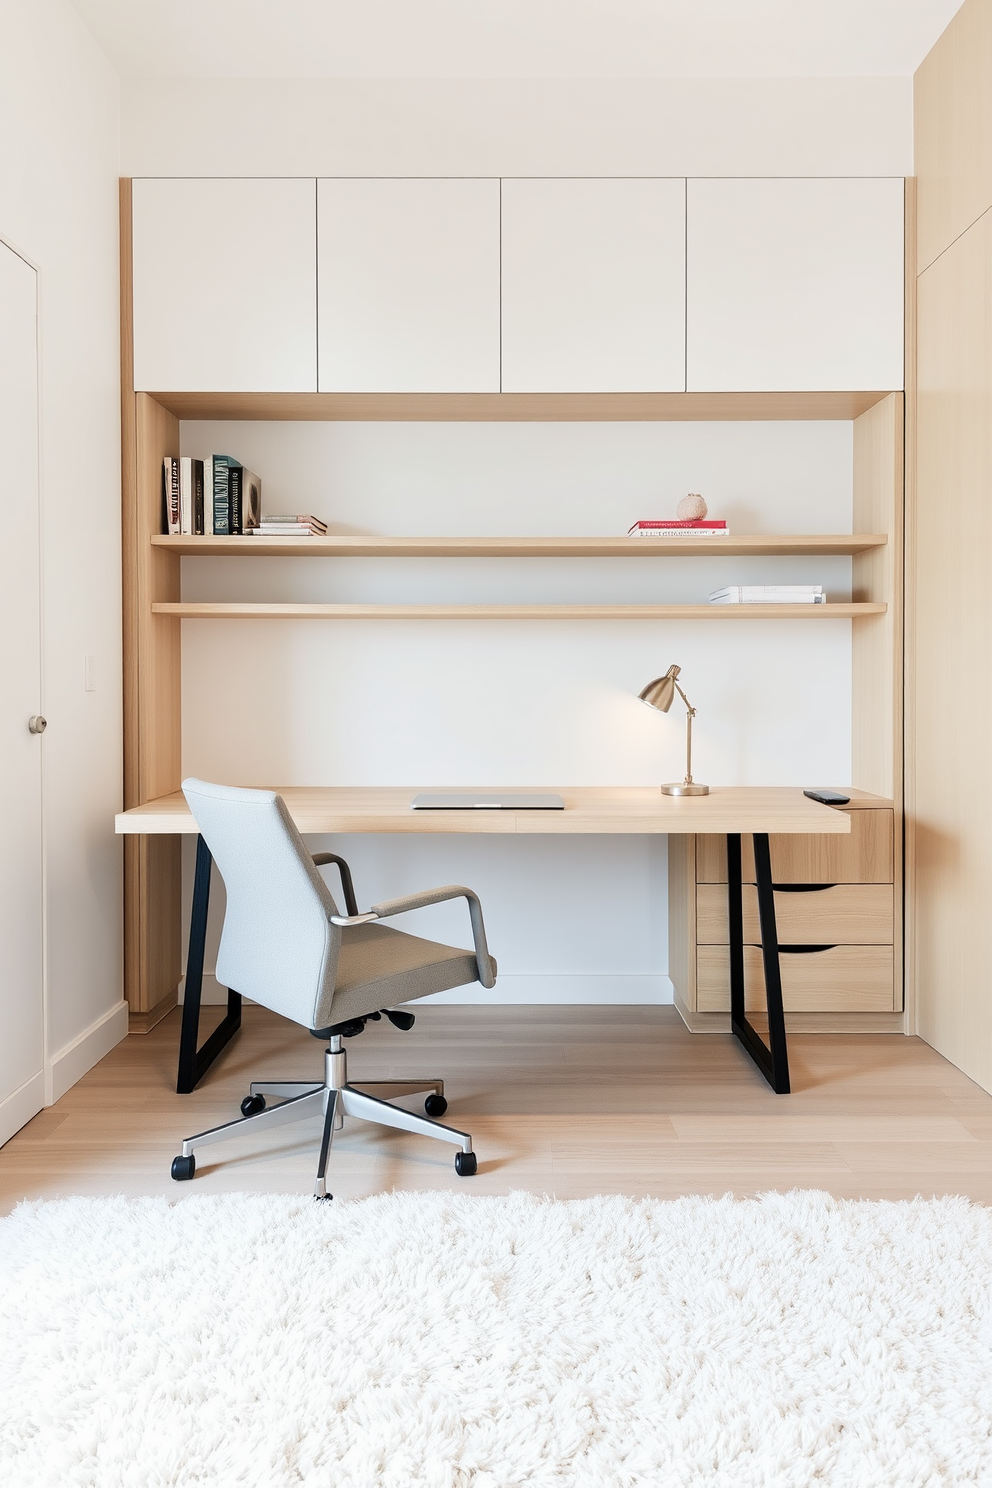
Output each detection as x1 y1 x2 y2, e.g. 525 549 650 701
420 975 675 1005
46 1000 129 1106
185 973 674 1008
178 973 229 1006
0 1070 45 1148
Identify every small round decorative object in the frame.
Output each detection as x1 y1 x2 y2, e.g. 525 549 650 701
424 1093 448 1117
676 493 707 521
171 1154 196 1181
240 1094 266 1117
454 1150 478 1177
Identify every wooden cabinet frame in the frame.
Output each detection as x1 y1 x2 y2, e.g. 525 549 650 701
119 178 908 1032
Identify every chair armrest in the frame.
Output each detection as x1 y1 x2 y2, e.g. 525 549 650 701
329 911 379 927
368 884 496 989
312 852 359 916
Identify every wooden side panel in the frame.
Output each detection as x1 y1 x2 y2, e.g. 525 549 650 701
667 834 695 1028
915 0 992 274
695 883 894 946
128 392 182 1017
913 212 992 1091
852 392 903 801
122 180 183 1019
695 811 894 885
697 945 896 1014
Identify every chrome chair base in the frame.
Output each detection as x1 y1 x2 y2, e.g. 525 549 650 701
172 1035 475 1196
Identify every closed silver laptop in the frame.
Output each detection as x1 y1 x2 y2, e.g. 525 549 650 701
411 792 565 810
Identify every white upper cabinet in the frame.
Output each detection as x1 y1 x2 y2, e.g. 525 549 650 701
318 179 500 392
131 178 318 392
500 179 687 393
686 178 905 392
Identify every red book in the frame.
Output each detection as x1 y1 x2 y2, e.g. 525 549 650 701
627 519 728 535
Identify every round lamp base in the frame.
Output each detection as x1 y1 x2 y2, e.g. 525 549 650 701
661 781 710 796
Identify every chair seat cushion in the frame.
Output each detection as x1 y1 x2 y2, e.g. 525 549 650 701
328 922 494 1025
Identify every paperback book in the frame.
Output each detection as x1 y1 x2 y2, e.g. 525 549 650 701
162 456 180 536
628 520 729 537
709 585 825 605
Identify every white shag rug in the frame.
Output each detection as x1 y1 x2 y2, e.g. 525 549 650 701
3 1191 992 1487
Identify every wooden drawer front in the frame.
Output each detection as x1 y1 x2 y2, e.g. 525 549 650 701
695 809 893 884
695 883 893 945
697 944 895 1013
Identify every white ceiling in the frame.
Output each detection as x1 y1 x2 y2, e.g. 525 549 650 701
71 0 965 80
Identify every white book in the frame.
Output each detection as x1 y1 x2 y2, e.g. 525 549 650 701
709 588 826 605
202 456 214 536
632 528 730 537
709 584 823 600
179 457 192 535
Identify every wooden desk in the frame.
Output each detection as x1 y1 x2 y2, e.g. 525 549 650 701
116 786 851 1097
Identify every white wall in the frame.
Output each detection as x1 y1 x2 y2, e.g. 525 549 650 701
126 72 901 1007
178 418 853 1004
120 77 913 178
0 1 125 1087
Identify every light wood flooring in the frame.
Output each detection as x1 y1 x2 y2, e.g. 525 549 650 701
3 1005 992 1214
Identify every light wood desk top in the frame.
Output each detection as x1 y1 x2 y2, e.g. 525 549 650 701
116 786 859 837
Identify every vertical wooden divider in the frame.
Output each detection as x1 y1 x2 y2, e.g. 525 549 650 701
852 390 905 1017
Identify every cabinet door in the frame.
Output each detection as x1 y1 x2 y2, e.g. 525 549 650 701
686 178 905 392
501 178 687 392
131 178 318 392
0 241 44 1143
318 179 500 392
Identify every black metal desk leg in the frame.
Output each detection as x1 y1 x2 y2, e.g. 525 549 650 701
176 834 242 1094
727 834 746 1026
752 833 791 1093
727 831 791 1095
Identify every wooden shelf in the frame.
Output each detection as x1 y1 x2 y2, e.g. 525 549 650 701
153 601 886 620
152 534 886 558
147 390 895 423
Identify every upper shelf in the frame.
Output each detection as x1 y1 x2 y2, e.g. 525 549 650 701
153 602 886 620
153 534 887 559
145 390 895 424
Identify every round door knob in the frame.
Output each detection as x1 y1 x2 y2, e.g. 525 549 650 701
28 715 47 734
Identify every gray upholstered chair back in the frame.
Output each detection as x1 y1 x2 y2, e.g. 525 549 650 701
182 778 342 1029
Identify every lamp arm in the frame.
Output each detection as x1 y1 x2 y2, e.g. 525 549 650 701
674 682 696 717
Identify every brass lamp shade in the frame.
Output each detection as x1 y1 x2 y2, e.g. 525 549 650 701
637 663 709 795
638 666 679 713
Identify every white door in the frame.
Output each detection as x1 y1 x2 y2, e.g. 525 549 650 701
131 178 318 392
0 240 45 1144
686 178 905 392
318 178 501 392
500 178 687 392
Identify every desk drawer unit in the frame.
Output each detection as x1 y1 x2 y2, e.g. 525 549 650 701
669 805 901 1028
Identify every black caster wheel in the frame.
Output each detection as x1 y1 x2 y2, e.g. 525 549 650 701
171 1154 195 1182
240 1094 266 1117
454 1151 477 1177
425 1093 448 1117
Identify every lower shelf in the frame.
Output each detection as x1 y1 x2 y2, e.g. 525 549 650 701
152 602 886 620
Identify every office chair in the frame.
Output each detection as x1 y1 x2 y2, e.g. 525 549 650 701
170 778 497 1197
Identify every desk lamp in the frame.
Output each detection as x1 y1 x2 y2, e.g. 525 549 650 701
638 664 709 796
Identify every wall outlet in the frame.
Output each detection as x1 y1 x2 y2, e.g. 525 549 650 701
84 655 96 692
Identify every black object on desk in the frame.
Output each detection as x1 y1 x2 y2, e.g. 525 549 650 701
803 789 850 806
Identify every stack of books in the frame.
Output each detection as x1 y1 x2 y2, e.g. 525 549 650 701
709 585 825 605
253 514 328 536
628 520 729 538
162 456 261 536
